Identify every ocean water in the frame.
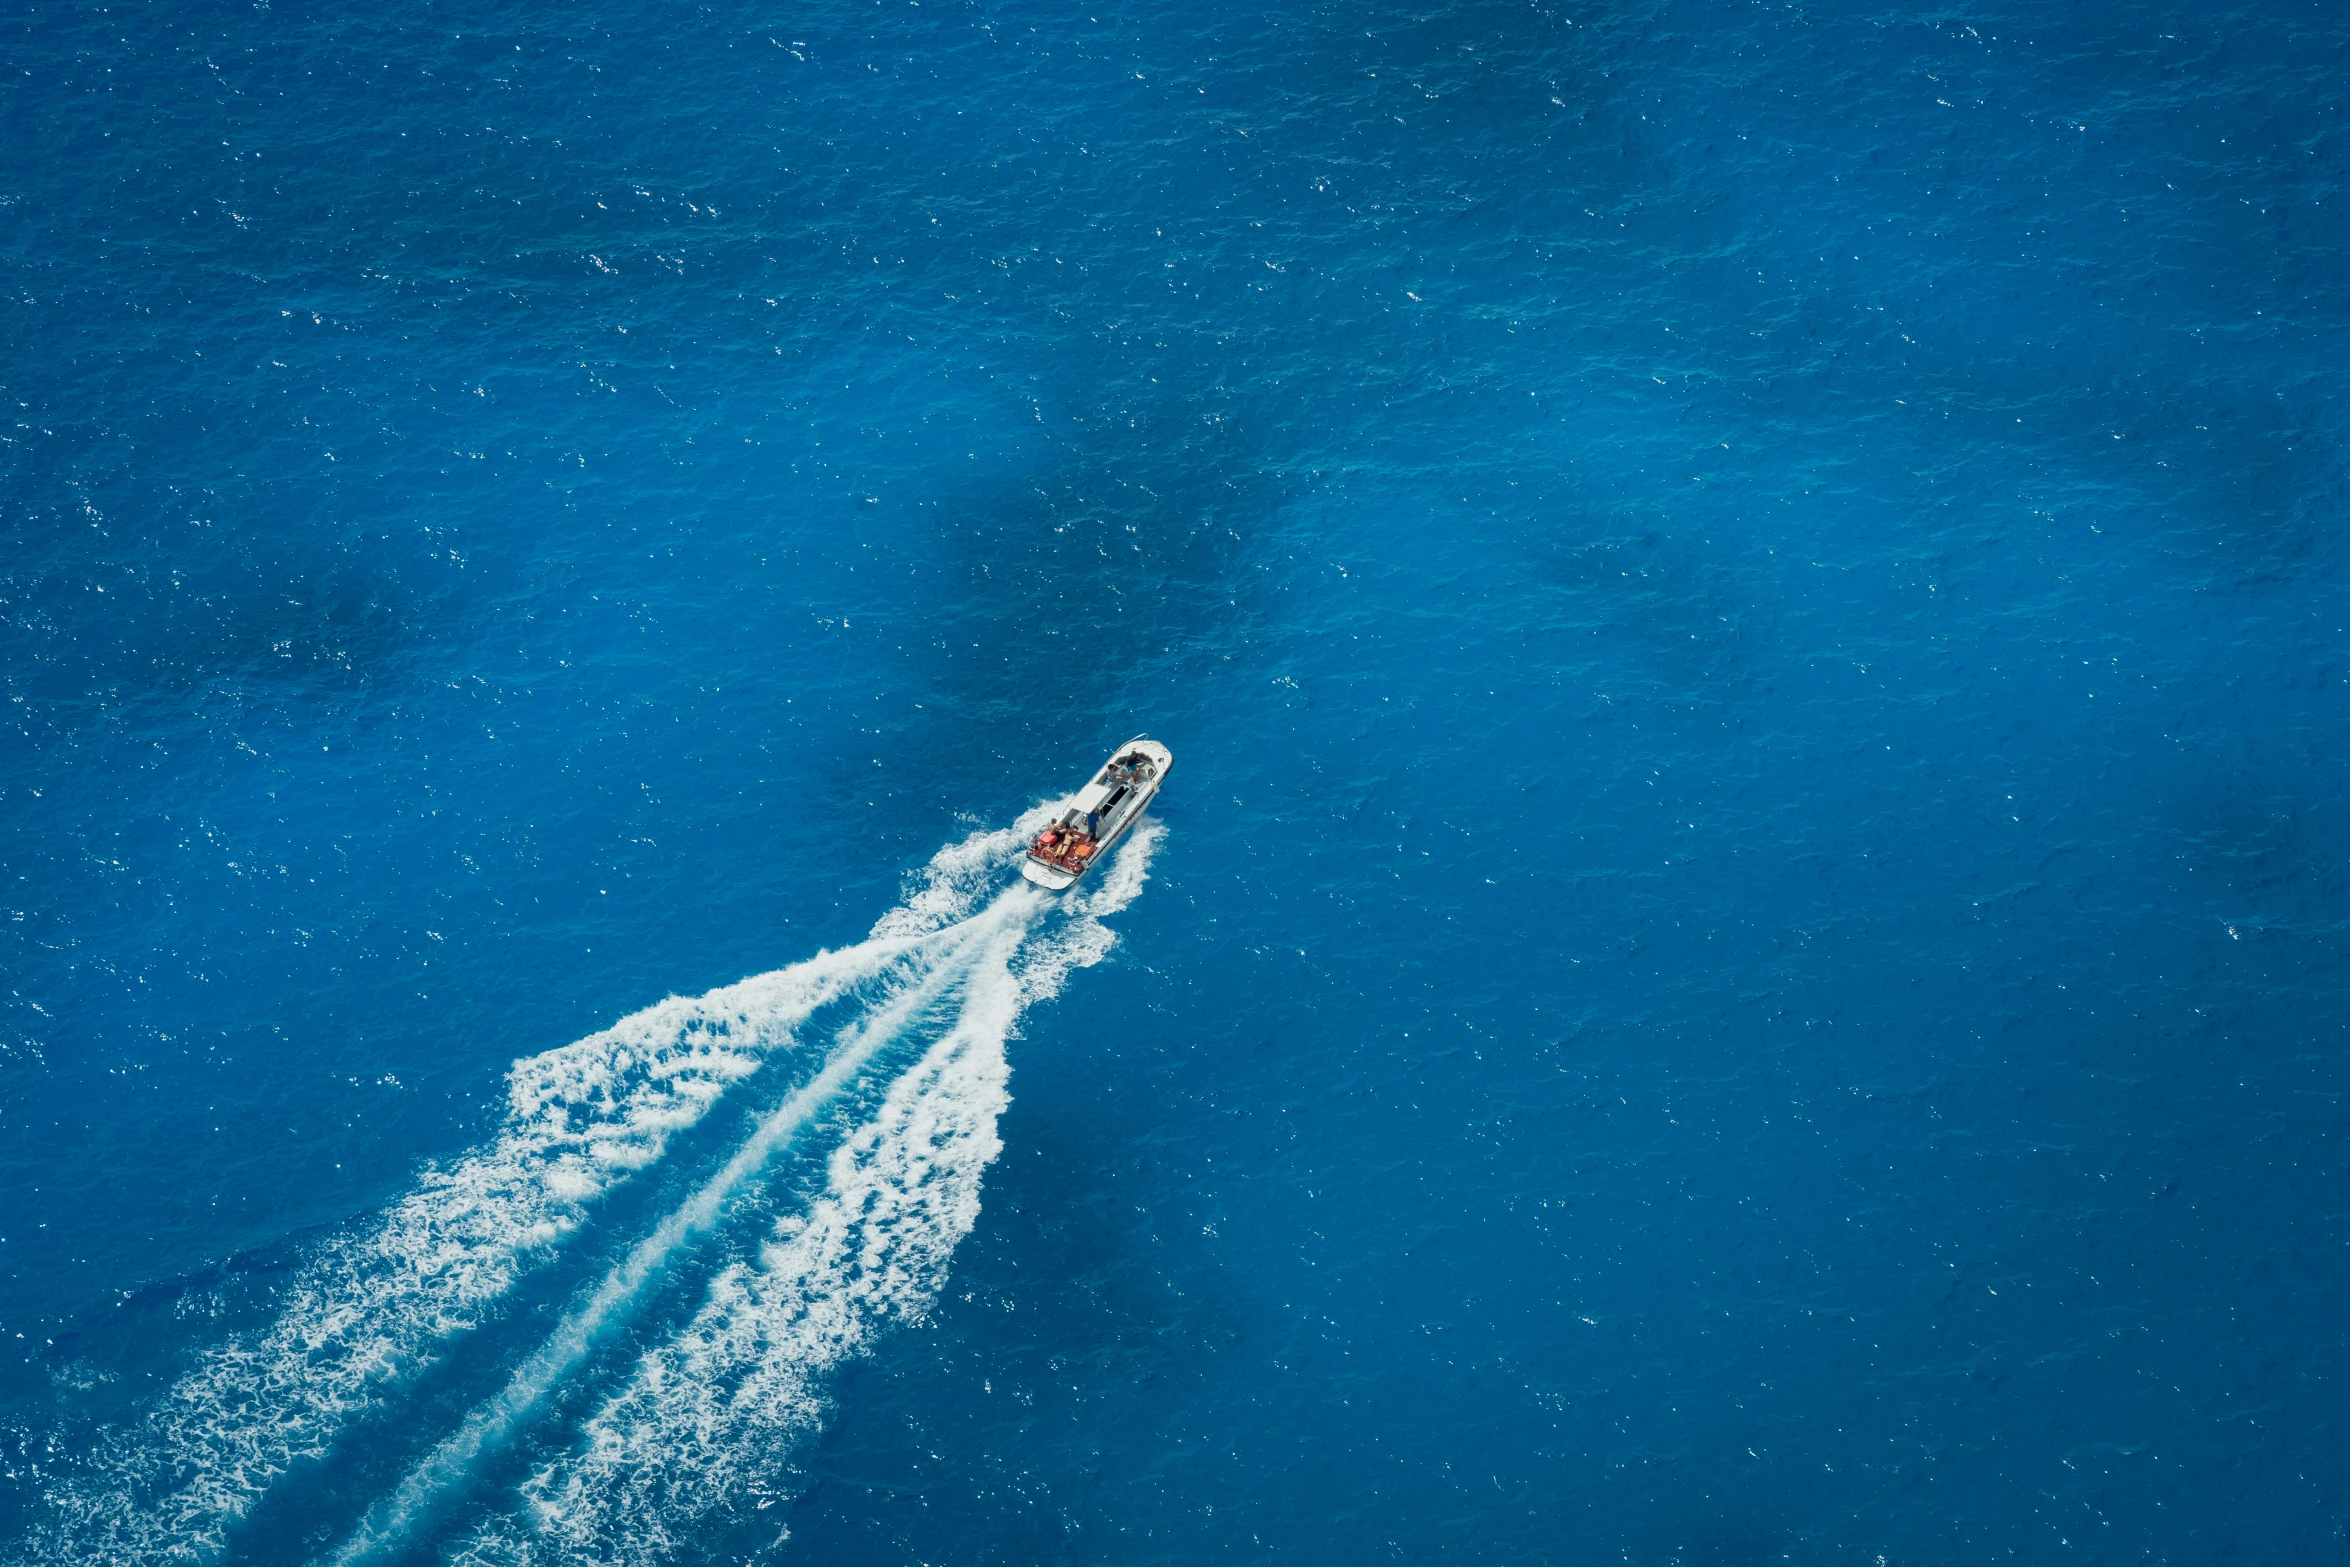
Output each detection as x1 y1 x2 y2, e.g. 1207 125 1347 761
3 0 2347 1560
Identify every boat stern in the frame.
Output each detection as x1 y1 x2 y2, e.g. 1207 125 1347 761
1022 857 1082 891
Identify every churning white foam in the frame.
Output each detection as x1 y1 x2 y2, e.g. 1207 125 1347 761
328 895 1039 1565
450 818 1160 1567
18 822 1044 1567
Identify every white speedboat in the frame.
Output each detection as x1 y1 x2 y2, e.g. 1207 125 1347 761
1022 736 1172 890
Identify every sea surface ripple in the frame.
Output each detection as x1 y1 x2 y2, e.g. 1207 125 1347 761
3 0 2346 1561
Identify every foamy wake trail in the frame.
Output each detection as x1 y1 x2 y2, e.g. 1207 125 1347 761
19 815 1051 1567
452 818 1162 1567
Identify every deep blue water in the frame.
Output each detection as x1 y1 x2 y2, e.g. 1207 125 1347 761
4 0 2348 1560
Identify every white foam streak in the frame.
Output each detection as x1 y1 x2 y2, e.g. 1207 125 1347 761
474 936 1023 1566
328 896 1036 1565
458 818 1160 1566
22 824 1028 1567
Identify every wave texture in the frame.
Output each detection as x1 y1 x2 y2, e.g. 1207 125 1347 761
23 813 1074 1565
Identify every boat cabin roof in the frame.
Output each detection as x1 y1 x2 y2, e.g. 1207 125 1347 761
1070 746 1162 812
1043 741 1158 814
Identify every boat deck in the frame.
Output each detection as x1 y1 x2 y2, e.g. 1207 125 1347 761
1022 736 1172 889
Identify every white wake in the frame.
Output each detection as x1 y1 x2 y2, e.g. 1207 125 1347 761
448 818 1162 1567
17 813 1063 1566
